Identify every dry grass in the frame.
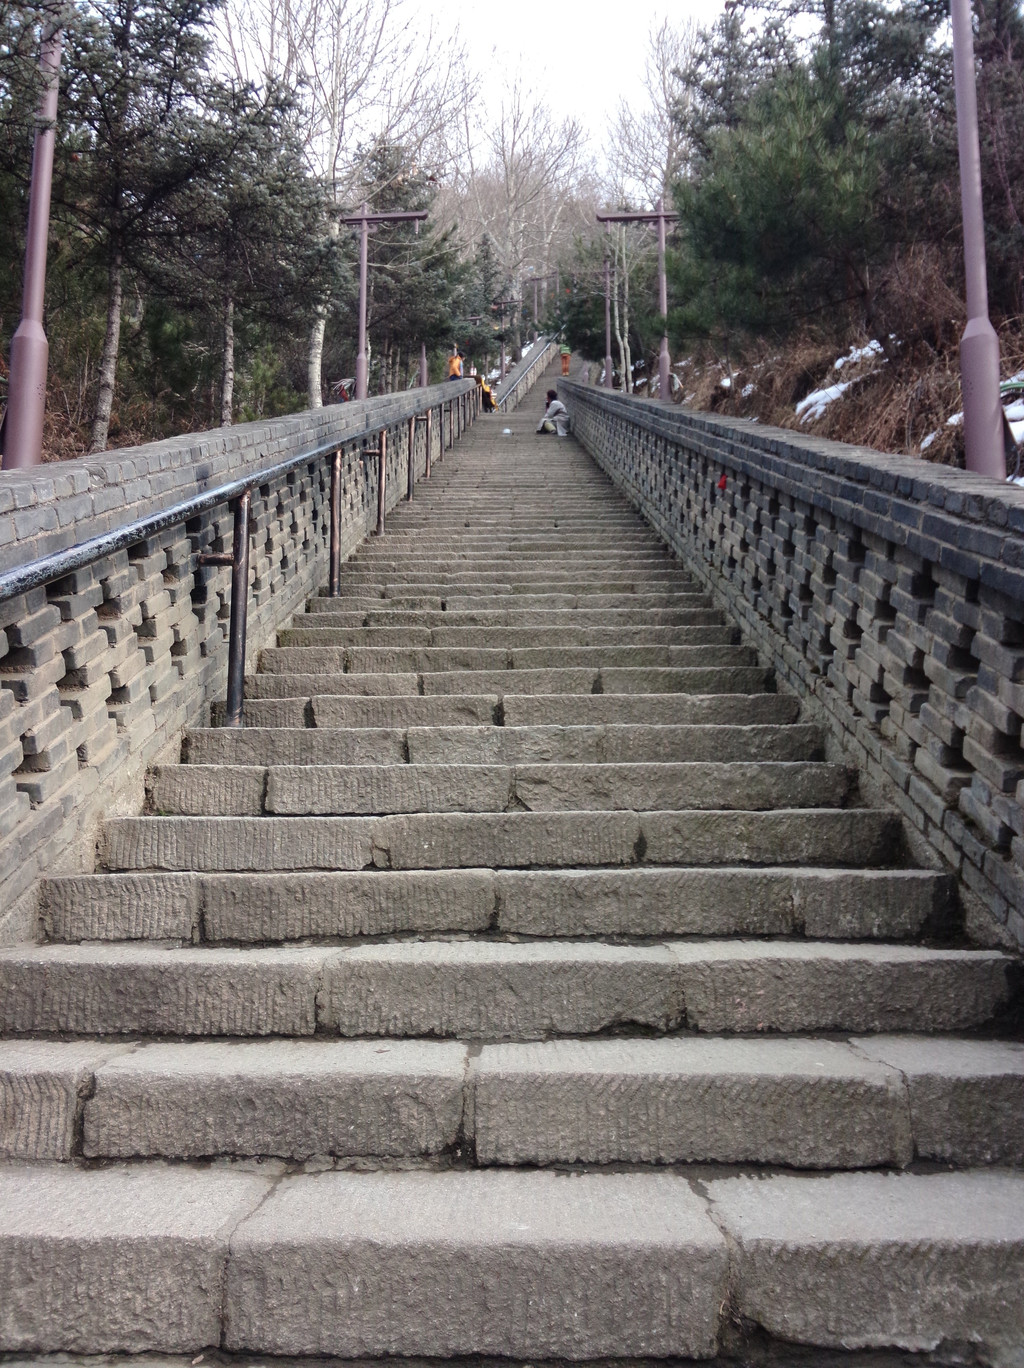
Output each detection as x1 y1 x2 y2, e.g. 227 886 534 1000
674 314 1024 469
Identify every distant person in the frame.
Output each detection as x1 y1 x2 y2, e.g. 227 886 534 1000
477 374 496 412
537 389 569 436
560 344 571 377
447 349 463 380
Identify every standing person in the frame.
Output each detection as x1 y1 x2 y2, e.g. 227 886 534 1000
560 344 571 377
447 349 464 380
537 389 569 436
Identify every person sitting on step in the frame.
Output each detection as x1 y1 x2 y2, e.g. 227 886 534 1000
537 389 570 436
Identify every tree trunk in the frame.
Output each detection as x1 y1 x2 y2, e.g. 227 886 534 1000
308 313 326 408
90 248 124 453
221 296 235 426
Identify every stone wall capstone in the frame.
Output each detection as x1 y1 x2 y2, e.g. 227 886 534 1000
563 382 1024 951
0 382 476 941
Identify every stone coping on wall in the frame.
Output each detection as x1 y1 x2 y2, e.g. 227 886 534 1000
0 381 473 580
563 383 1024 950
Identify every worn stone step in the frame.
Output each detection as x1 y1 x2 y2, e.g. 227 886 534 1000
102 808 903 872
277 624 735 649
472 1038 922 1168
80 1038 468 1160
442 592 716 611
301 606 720 627
499 692 801 726
1 939 1005 1038
703 1169 1024 1351
150 761 853 818
224 1168 726 1357
314 591 713 613
259 644 758 675
186 722 825 767
10 1034 1018 1167
41 866 954 944
316 940 1012 1038
0 1163 270 1351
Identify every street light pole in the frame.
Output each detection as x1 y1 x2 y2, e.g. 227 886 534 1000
420 342 428 388
951 0 1005 478
597 202 678 401
656 196 671 405
3 22 63 469
604 225 613 390
339 204 429 401
355 202 369 401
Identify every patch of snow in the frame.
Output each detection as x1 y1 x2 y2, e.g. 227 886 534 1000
796 379 854 422
682 392 696 406
1002 400 1024 421
1004 369 1024 385
920 431 938 451
947 412 963 427
720 376 732 389
835 340 883 371
1010 420 1024 445
742 383 755 397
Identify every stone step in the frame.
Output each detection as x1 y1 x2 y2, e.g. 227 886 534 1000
4 1035 1020 1166
309 592 714 612
469 1035 1024 1167
101 808 903 872
0 1165 727 1356
41 866 956 944
330 580 693 598
277 624 736 648
0 941 1010 1037
301 606 720 626
9 1164 1017 1357
186 722 825 766
259 644 757 675
150 760 854 818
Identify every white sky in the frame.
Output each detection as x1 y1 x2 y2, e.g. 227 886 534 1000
421 0 725 145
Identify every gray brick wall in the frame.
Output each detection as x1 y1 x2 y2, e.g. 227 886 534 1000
0 383 475 940
564 383 1024 951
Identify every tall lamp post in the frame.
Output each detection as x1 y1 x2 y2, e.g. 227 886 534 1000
603 225 613 390
596 198 678 401
951 0 1005 479
339 204 429 400
3 21 63 470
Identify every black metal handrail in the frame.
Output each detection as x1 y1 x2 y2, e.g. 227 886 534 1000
0 383 477 726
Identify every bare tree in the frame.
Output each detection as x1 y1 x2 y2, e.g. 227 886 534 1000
606 18 696 206
450 78 590 344
218 0 472 405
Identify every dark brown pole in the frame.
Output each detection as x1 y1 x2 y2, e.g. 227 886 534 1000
224 489 251 728
3 24 63 468
329 449 342 595
375 431 387 536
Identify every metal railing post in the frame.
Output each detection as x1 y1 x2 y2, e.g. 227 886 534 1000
225 490 252 727
425 409 433 479
329 448 343 595
375 431 387 535
407 416 416 500
198 488 251 727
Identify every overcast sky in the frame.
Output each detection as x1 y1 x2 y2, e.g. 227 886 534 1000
421 0 726 145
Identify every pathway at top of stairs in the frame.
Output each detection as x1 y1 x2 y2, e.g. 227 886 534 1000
2 371 1023 1364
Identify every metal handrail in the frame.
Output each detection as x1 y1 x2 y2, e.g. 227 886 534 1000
495 335 559 412
0 382 477 725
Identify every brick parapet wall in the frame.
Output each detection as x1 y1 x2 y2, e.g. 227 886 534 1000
564 383 1024 950
0 382 475 940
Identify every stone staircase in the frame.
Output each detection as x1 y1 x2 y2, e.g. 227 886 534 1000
1 387 1023 1360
